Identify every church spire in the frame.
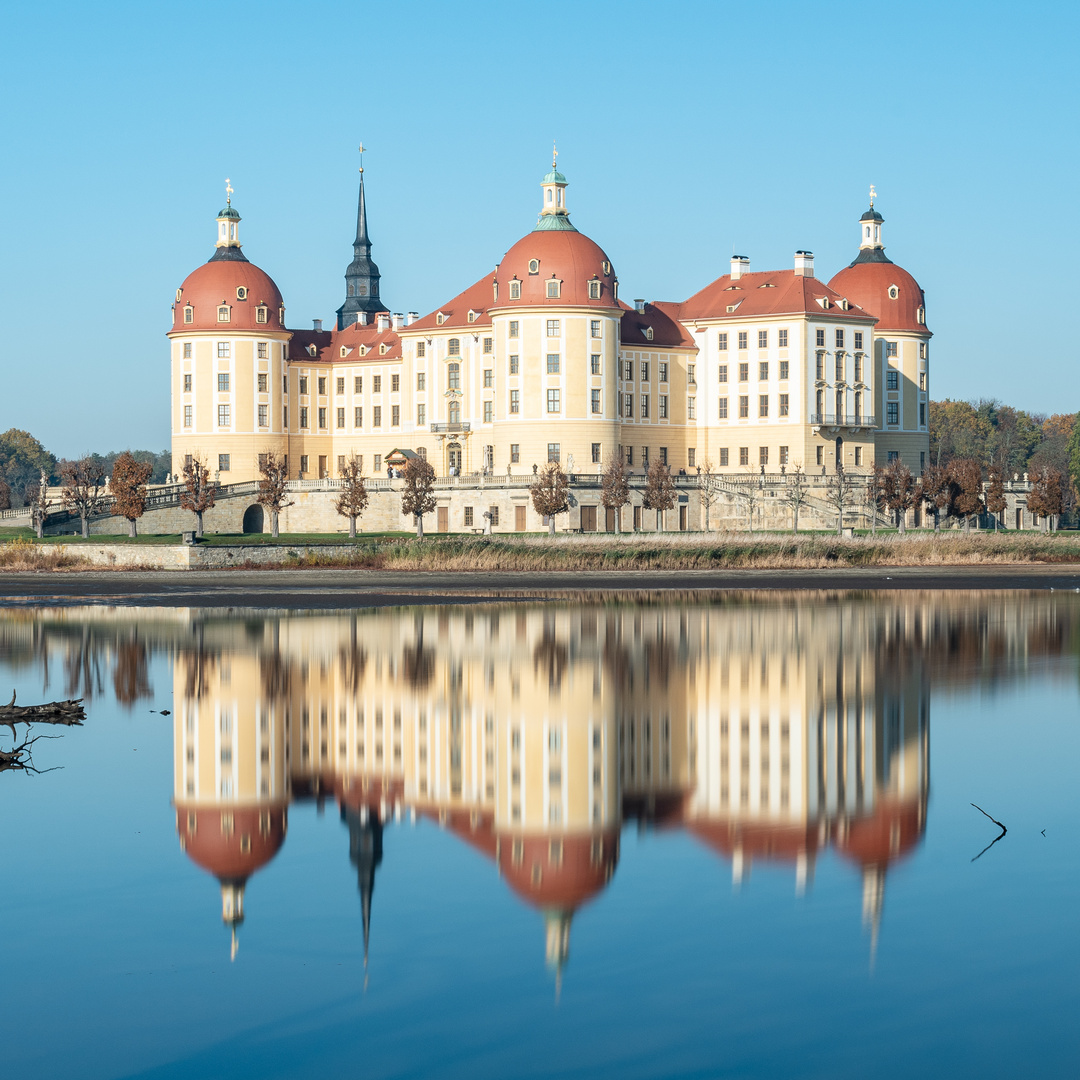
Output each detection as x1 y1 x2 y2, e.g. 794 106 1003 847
337 145 389 329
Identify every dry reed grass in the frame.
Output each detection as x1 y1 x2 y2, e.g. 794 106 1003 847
0 538 87 571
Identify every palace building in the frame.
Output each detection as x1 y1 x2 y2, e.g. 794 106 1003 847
169 160 931 488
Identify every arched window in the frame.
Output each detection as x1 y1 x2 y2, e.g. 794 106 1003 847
448 401 461 424
417 446 427 461
183 305 194 324
448 362 460 389
447 338 460 356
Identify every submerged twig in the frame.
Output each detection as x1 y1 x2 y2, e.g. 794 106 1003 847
970 802 1008 862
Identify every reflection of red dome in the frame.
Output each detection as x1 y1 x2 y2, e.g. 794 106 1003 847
171 259 285 333
498 830 619 910
835 798 925 868
175 803 287 879
828 260 928 334
686 818 823 863
494 229 619 309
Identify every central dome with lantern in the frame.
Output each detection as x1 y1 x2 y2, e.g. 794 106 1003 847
493 152 620 309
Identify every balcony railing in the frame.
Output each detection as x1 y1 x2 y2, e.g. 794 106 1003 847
811 413 876 427
429 422 472 434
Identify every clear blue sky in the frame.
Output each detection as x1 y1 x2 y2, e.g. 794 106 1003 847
1 0 1076 458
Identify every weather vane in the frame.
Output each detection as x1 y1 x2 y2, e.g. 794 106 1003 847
225 177 233 206
552 140 558 169
869 183 877 208
358 143 366 173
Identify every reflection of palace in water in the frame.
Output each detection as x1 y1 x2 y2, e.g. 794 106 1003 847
171 599 947 972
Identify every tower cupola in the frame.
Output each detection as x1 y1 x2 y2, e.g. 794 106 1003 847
858 185 886 255
210 179 248 263
536 145 576 233
337 144 389 330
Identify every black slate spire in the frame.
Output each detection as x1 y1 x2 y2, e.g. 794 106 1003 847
337 160 389 330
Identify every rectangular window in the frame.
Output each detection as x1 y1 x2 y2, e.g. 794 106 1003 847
183 374 192 392
546 319 560 337
416 341 426 358
687 397 695 419
415 371 425 391
640 361 649 382
624 393 633 418
739 395 749 418
919 370 927 391
779 445 789 466
509 320 519 338
447 339 460 356
759 446 769 467
641 446 649 465
217 373 230 392
318 376 326 395
392 405 400 426
373 454 382 472
417 403 426 425
816 353 824 380
256 373 268 393
300 455 310 474
886 341 898 357
779 393 789 416
483 368 493 387
337 455 346 475
854 332 864 350
510 354 520 374
590 320 601 338
483 337 493 354
354 406 363 427
217 404 231 426
625 446 634 465
718 364 728 383
547 353 560 374
759 395 769 417
739 362 748 382
779 360 789 380
591 442 601 464
391 373 400 393
335 376 344 395
758 330 768 349
687 363 696 384
464 507 474 527
547 388 561 413
919 403 926 426
373 375 382 393
283 406 288 427
919 342 928 360
659 447 668 465
854 355 863 382
511 443 520 463
759 361 768 380
622 360 633 381
483 401 493 423
318 407 327 429
659 362 669 383
258 404 268 427
659 395 668 419
510 389 520 413
886 370 899 390
217 342 230 358
183 342 192 359
547 443 560 463
835 329 845 348
719 448 729 466
590 353 601 375
546 279 561 298
718 397 728 419
835 356 844 381
591 388 601 414
778 329 789 348
183 405 192 427
738 332 748 350
354 376 362 393
688 447 696 467
887 402 899 425
373 405 382 427
335 407 344 428
218 454 230 472
640 394 649 418
739 447 749 466
718 332 728 351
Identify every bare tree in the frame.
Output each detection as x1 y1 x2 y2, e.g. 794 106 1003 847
60 457 108 538
110 451 153 537
733 470 761 532
335 454 369 538
920 464 950 531
179 455 216 538
824 465 856 535
698 459 725 533
881 458 917 534
530 461 570 536
400 456 437 538
642 458 677 531
600 456 630 533
947 457 984 532
28 468 50 539
784 464 809 533
985 465 1007 529
257 451 294 538
1026 466 1064 531
864 467 884 535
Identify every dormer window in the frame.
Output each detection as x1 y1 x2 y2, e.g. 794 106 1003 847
528 259 540 275
175 288 183 302
279 306 285 323
467 310 478 323
492 281 498 302
588 280 602 300
726 302 742 313
837 298 849 310
307 344 317 357
757 282 776 289
436 312 447 325
358 345 367 356
546 278 561 299
183 305 194 324
643 327 654 341
917 305 926 323
255 305 268 324
236 286 248 301
447 337 460 356
340 346 349 358
888 285 899 300
816 297 831 309
602 261 611 275
509 280 522 300
379 343 388 355
217 305 230 322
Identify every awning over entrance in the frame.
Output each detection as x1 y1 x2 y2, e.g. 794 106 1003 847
385 448 421 466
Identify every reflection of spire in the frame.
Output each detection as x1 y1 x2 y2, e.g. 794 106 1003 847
544 909 572 1002
220 879 246 963
862 865 886 971
345 805 384 975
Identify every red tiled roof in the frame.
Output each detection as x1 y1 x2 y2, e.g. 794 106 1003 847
684 817 824 863
618 300 695 349
828 260 930 334
287 328 334 363
493 228 620 310
327 318 403 361
175 803 288 880
407 272 494 332
680 269 876 324
171 258 286 333
498 829 619 911
835 798 925 868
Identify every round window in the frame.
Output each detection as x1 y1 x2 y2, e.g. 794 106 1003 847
888 285 899 300
236 286 247 300
528 259 540 274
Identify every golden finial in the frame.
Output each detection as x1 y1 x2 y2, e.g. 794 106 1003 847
552 140 558 170
358 143 366 174
225 178 233 206
869 184 877 208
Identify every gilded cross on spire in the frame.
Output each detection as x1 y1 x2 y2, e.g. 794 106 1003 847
225 178 233 206
869 184 877 208
358 143 366 174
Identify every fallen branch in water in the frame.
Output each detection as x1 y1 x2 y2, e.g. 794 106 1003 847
0 732 62 774
0 690 86 731
971 802 1008 862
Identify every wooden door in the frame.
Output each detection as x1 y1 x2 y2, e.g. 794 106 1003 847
679 505 688 531
633 506 641 531
515 505 526 531
581 506 597 532
437 506 448 533
318 455 328 479
1016 507 1023 530
605 508 616 532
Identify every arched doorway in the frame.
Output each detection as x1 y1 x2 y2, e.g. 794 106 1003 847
447 441 462 474
835 436 844 471
242 504 265 533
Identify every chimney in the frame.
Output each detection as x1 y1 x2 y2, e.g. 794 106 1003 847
794 250 815 277
730 255 750 280
634 299 646 313
406 311 418 326
392 312 404 330
312 318 323 332
377 312 390 331
356 312 368 326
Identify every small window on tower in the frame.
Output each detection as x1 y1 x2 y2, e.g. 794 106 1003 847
589 280 602 300
509 280 521 299
528 259 540 274
546 279 561 299
888 285 900 300
236 287 247 301
184 305 194 324
217 306 230 323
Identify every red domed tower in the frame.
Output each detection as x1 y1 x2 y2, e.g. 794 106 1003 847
829 190 931 472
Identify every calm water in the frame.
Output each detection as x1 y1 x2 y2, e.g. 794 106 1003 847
1 594 1078 1080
